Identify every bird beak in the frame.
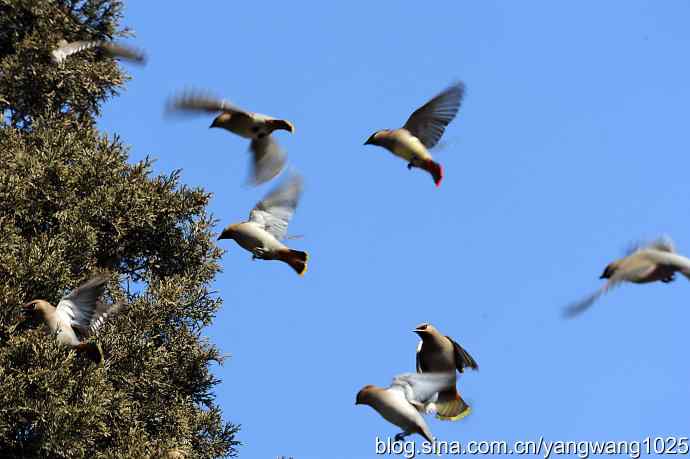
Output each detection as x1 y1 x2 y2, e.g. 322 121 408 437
363 139 371 145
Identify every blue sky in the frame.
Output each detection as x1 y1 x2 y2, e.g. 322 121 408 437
99 1 690 457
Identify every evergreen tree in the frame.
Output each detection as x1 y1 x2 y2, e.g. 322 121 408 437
0 1 239 457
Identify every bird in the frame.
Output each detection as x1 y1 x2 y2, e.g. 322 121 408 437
414 323 478 421
564 236 690 317
218 173 308 275
356 372 455 443
21 275 123 363
166 90 294 185
364 82 465 187
51 39 146 64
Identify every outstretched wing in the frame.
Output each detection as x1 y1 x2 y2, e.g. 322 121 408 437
249 173 303 240
625 235 676 256
51 40 145 64
403 82 465 149
249 135 287 186
166 90 248 116
563 264 652 318
88 301 125 336
55 276 108 334
447 337 479 372
392 372 455 405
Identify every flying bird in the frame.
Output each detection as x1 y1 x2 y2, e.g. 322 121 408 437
166 90 294 185
21 275 123 363
564 236 690 317
356 372 455 443
414 323 478 421
51 39 146 64
364 82 465 187
218 173 308 275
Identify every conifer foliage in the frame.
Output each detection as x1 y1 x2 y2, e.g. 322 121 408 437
0 1 239 457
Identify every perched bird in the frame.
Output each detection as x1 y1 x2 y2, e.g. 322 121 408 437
564 236 690 317
166 90 294 185
21 275 123 363
364 82 465 187
218 174 308 275
51 39 146 64
414 323 478 421
356 372 455 443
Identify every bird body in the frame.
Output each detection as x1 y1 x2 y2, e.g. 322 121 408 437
414 323 478 421
222 222 289 254
356 372 454 443
218 174 308 275
22 276 122 362
359 385 434 443
210 111 292 140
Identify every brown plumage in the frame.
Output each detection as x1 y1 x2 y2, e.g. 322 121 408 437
414 323 478 421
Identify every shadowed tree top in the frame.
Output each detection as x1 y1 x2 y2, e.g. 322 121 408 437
0 1 240 457
0 0 136 128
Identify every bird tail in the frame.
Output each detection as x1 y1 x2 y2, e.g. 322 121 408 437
76 342 104 364
419 159 443 187
278 249 308 276
435 390 471 421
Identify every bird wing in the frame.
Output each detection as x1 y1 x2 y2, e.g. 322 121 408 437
624 235 676 256
563 264 652 318
55 276 108 335
100 42 147 64
644 250 690 272
166 90 249 116
249 135 287 186
89 301 125 336
51 40 145 64
447 336 479 372
392 372 455 405
249 173 303 240
402 82 465 149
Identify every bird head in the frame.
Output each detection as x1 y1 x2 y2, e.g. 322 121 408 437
21 299 50 317
413 322 436 336
217 224 239 241
600 261 620 279
363 131 386 146
271 119 295 134
355 385 377 405
209 113 230 129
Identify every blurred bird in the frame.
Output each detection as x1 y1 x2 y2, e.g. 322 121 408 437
218 174 308 275
564 236 690 317
51 39 146 64
21 275 123 363
414 323 478 421
356 372 455 443
166 90 294 185
364 82 465 187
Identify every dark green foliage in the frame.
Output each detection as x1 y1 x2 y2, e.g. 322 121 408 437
0 1 239 457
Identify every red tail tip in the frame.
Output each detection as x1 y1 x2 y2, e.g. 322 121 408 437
435 163 444 187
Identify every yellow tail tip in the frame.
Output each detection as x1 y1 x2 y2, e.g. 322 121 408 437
436 405 471 421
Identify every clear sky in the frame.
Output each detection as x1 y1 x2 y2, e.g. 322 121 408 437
98 1 690 457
